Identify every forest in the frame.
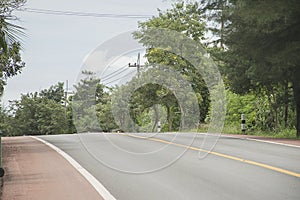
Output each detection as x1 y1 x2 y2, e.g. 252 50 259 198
1 0 299 137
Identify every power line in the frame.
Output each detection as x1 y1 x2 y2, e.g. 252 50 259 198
18 8 153 19
101 65 130 81
103 69 136 85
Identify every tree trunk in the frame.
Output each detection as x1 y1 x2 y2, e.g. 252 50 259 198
181 110 185 131
152 104 159 132
284 82 289 128
271 87 278 130
220 1 225 50
167 106 172 132
275 106 278 131
292 80 300 138
266 89 275 130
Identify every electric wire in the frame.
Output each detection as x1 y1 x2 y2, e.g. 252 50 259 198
18 8 153 19
103 69 136 85
101 65 130 81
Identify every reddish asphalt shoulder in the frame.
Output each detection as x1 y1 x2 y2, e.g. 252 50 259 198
1 136 103 200
222 133 300 147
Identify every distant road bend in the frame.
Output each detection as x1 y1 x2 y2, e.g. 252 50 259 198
39 133 300 200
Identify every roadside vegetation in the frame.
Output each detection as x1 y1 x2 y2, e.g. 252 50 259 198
0 0 299 138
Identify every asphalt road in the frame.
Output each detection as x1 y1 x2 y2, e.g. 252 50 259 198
39 133 300 200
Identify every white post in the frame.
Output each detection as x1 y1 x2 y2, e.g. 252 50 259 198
157 121 161 133
241 114 246 134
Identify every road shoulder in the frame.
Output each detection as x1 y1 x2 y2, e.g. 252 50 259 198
1 136 103 200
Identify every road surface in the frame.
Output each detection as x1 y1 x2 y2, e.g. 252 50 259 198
39 133 300 200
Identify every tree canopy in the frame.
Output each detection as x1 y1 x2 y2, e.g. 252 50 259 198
1 0 299 137
0 0 26 95
222 0 300 136
133 2 210 123
0 82 69 136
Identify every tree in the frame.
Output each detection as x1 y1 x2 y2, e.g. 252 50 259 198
0 104 15 135
9 82 69 135
0 0 26 95
129 83 180 132
72 71 101 132
222 0 300 137
39 82 65 103
95 91 118 132
0 82 70 136
111 65 201 132
73 71 117 132
133 2 210 123
111 83 138 132
65 95 77 134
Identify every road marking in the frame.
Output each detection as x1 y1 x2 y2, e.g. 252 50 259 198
243 138 300 149
31 136 116 200
118 133 300 178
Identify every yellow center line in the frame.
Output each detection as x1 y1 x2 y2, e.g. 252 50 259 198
115 132 300 178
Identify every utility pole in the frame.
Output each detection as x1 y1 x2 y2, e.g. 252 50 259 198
0 130 4 177
64 80 74 108
65 80 68 108
128 53 145 79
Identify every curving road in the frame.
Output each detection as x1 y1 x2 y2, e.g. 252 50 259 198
39 133 300 200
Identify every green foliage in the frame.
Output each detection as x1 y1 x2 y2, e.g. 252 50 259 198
110 65 201 132
73 72 102 132
222 87 296 134
133 2 210 123
136 2 206 42
73 71 118 132
0 0 26 96
39 82 65 103
221 0 300 137
223 0 299 90
197 0 299 136
129 83 180 132
95 86 118 132
65 97 77 134
0 42 25 95
0 82 70 136
0 0 26 51
0 105 14 135
225 90 256 127
95 97 118 132
1 0 298 137
110 84 133 131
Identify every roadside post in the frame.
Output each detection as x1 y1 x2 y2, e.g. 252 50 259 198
158 121 161 133
241 114 246 134
0 130 4 177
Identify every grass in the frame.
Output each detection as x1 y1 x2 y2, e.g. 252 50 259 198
247 129 298 139
195 124 299 139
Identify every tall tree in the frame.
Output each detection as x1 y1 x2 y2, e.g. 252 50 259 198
222 0 300 137
73 71 117 132
133 2 210 123
72 71 101 132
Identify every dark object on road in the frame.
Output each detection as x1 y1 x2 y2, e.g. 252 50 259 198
0 167 4 177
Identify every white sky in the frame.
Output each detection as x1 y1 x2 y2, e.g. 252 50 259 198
1 0 173 106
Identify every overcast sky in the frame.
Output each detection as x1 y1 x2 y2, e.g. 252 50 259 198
1 0 173 106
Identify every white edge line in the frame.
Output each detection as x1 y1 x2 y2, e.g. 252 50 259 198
162 132 300 149
218 134 300 149
30 136 116 200
243 137 300 149
88 132 300 149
